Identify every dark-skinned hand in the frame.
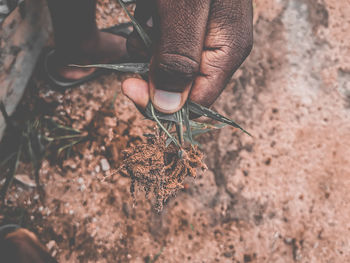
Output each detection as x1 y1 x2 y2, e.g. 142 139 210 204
0 228 57 263
122 0 253 114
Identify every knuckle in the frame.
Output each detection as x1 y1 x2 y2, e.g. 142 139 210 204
153 53 199 91
157 53 199 79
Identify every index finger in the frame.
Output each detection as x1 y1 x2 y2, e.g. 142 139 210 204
190 0 253 107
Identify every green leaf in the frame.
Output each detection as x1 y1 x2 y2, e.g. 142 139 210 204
0 152 16 167
49 134 86 141
57 139 85 156
183 102 194 145
122 0 136 4
150 104 180 148
175 110 183 145
70 63 150 74
165 137 173 147
44 118 82 134
117 0 152 48
0 142 22 200
189 121 226 130
188 101 252 136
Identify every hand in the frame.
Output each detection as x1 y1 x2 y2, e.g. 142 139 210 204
0 228 56 263
123 0 253 114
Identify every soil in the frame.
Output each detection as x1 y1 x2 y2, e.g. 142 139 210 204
1 0 350 262
119 136 206 212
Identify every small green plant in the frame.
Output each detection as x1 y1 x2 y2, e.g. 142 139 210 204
0 102 87 201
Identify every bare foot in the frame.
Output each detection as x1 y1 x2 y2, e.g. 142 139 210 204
52 30 128 80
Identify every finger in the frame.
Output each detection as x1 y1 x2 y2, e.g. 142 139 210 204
149 0 211 113
2 228 56 263
122 78 149 110
190 0 253 107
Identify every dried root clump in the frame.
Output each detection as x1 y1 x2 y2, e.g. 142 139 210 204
120 136 207 211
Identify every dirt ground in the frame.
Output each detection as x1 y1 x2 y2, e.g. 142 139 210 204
1 0 350 262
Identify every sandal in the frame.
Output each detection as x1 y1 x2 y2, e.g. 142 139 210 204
0 224 20 240
44 22 133 90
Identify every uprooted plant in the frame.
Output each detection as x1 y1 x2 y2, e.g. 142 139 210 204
73 0 252 211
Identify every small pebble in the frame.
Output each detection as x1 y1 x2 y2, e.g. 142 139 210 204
79 184 86 192
46 240 56 251
100 158 110 171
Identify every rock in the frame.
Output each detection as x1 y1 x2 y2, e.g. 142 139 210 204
100 158 110 171
85 109 93 122
46 240 57 251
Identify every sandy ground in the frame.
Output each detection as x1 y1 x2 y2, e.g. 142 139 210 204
1 0 350 262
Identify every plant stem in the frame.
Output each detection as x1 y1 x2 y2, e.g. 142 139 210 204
150 104 180 148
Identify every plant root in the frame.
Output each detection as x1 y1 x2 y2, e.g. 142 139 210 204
119 135 207 211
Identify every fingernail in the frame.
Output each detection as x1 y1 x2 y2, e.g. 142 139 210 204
153 89 182 112
146 17 153 27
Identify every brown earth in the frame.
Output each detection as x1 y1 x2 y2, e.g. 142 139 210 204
120 136 206 212
1 0 350 262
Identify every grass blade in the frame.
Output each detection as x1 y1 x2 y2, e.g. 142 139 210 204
0 152 16 167
58 138 85 156
0 101 12 127
110 91 118 109
70 63 150 74
48 134 86 141
188 101 252 136
45 118 82 134
164 122 174 147
0 142 22 201
189 121 226 130
117 0 152 48
183 102 194 145
165 137 173 147
122 0 136 4
150 104 180 148
175 111 183 145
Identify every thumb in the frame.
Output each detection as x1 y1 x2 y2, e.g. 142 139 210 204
148 55 193 114
122 78 149 111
